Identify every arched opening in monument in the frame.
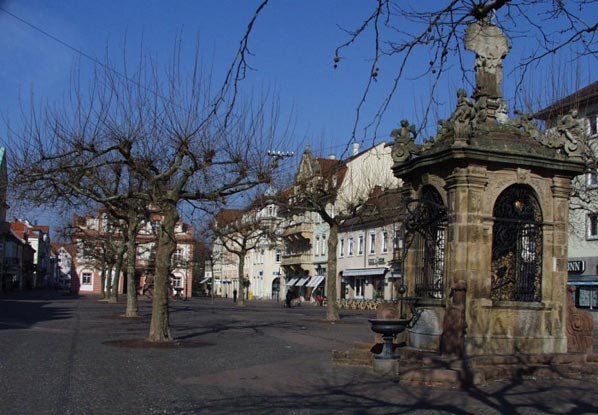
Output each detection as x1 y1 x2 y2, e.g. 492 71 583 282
406 186 447 299
491 184 543 302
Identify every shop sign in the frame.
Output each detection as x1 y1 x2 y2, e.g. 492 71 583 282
568 260 585 273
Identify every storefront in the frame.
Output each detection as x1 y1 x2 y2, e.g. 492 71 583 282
567 258 598 309
342 267 388 300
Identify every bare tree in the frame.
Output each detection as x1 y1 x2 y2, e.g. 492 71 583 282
276 144 398 321
244 1 597 150
7 41 286 342
211 197 280 306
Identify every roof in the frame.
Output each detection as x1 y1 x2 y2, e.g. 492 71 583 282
535 81 598 120
341 187 401 229
214 209 243 227
50 242 77 257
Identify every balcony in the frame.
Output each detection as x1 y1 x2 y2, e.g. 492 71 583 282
282 252 313 268
283 223 313 239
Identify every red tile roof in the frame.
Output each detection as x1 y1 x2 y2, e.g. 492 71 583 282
535 81 598 120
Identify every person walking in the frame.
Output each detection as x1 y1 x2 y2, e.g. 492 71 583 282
285 290 292 308
233 288 238 303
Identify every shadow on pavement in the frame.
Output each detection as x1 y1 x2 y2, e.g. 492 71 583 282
173 373 598 415
0 290 75 330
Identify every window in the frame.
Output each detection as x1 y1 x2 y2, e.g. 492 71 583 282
82 271 93 285
491 185 543 302
315 237 320 256
587 171 598 189
382 231 388 253
588 214 598 240
369 233 376 254
172 276 182 288
173 248 184 262
340 238 345 257
322 236 327 255
275 249 282 263
348 237 354 256
151 220 161 234
358 235 364 255
81 244 94 259
588 114 598 137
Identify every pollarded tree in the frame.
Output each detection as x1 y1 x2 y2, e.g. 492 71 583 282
277 143 399 321
7 45 286 342
211 196 280 306
10 112 153 317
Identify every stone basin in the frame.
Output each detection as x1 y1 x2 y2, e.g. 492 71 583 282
368 319 411 359
369 319 411 335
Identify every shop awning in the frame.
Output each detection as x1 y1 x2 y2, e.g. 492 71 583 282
343 267 388 277
306 275 325 287
568 276 598 286
199 276 211 284
295 277 309 287
287 278 298 286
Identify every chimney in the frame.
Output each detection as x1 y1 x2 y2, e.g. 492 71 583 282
352 142 360 156
328 154 336 160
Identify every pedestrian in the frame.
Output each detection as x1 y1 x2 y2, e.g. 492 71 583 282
233 288 238 303
285 290 292 308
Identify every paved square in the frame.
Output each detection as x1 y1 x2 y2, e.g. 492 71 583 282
1 292 597 414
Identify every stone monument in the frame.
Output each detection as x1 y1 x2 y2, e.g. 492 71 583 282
390 19 589 356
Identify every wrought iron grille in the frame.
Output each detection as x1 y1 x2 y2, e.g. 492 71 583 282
491 185 543 302
406 187 447 299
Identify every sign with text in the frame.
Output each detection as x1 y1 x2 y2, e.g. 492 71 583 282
568 260 585 273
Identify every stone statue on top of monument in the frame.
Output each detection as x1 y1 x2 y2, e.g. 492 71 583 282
464 17 511 124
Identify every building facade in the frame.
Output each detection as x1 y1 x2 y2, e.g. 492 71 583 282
337 188 402 301
210 201 283 301
72 210 195 297
536 81 598 309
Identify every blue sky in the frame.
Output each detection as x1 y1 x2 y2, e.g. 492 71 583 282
1 1 596 153
0 0 596 231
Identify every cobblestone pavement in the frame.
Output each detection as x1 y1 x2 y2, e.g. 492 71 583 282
1 291 598 415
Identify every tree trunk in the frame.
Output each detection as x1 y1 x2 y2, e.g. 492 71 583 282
326 222 340 321
109 243 126 303
148 204 178 342
125 218 140 318
100 264 107 299
104 264 114 300
237 250 246 306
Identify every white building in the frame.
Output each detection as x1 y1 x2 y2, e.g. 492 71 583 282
536 81 598 308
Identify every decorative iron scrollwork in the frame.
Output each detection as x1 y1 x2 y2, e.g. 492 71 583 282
404 187 447 299
491 185 543 302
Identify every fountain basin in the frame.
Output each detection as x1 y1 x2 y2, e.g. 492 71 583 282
368 319 411 360
369 319 411 335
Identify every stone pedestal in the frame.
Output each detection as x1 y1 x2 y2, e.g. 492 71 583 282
373 358 400 376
